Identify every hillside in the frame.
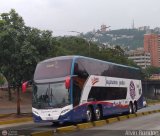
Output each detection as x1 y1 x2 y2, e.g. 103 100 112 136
83 29 146 50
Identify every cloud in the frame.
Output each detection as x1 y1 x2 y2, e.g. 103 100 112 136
0 0 160 35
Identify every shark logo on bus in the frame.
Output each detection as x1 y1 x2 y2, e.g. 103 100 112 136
91 77 99 85
130 81 136 100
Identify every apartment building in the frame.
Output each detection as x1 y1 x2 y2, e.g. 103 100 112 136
128 48 151 69
144 34 160 67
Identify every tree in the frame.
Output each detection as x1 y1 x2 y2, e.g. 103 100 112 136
0 9 56 115
0 73 5 87
143 66 160 79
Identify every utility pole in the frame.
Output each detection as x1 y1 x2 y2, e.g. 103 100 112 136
69 26 111 57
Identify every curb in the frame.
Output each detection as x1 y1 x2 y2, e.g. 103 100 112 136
93 120 106 127
77 122 94 129
135 112 143 117
117 115 128 121
128 113 136 118
0 117 32 125
56 125 77 133
106 117 118 123
0 113 13 118
26 109 160 136
31 130 53 136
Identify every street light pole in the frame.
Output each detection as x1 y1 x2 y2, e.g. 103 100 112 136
68 30 97 57
69 26 111 57
87 30 100 56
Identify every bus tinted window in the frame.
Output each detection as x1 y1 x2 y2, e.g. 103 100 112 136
76 57 140 80
88 87 127 101
77 58 109 76
34 59 72 80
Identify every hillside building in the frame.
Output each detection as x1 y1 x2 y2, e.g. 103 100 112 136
127 48 151 69
144 34 160 67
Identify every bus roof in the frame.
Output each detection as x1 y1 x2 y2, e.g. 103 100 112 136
39 55 139 70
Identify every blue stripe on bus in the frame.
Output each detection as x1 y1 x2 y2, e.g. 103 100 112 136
70 56 79 105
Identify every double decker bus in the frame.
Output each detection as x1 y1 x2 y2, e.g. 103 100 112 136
22 56 143 124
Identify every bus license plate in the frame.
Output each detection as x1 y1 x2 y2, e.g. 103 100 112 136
46 117 53 120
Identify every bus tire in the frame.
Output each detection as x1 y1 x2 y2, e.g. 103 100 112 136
128 103 132 114
134 101 138 112
86 106 94 122
95 106 103 120
132 103 136 114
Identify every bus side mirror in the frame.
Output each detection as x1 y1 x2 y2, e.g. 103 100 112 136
22 81 28 93
65 76 70 89
22 80 32 93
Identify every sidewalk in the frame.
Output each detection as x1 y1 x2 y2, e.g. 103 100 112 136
0 106 32 114
0 113 33 125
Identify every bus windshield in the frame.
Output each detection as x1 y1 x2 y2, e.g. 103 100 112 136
32 82 70 109
34 59 72 80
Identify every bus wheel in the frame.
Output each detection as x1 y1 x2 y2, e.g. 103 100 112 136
128 103 132 114
95 106 102 120
132 103 136 114
86 107 93 122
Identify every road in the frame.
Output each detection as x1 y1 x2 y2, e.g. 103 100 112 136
61 113 160 136
138 104 160 113
1 103 159 114
0 104 160 135
0 107 31 114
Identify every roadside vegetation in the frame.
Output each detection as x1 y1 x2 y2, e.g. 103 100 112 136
0 9 138 90
146 99 160 104
0 9 159 111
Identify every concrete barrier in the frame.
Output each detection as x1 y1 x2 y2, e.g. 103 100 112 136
31 130 53 136
117 115 128 121
128 114 136 118
106 117 118 124
151 110 158 113
148 111 153 114
29 109 160 135
56 125 77 133
77 122 94 129
0 114 12 118
142 112 149 115
0 117 32 125
93 120 107 127
135 113 143 117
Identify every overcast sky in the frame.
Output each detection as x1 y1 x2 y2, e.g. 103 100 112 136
0 0 160 36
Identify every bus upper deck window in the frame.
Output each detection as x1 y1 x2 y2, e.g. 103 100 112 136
74 63 79 75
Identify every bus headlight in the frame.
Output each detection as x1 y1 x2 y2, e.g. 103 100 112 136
61 109 70 115
33 110 39 116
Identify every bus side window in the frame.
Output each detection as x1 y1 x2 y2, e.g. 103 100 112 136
74 62 88 78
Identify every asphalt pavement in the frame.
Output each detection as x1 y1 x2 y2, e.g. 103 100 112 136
58 113 160 136
0 104 160 136
0 107 31 114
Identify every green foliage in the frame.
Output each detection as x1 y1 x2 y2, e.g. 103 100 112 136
142 66 160 79
0 73 5 86
0 9 56 86
84 29 146 50
54 36 138 68
0 9 139 87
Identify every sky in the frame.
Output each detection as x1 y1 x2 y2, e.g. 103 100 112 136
0 0 160 36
